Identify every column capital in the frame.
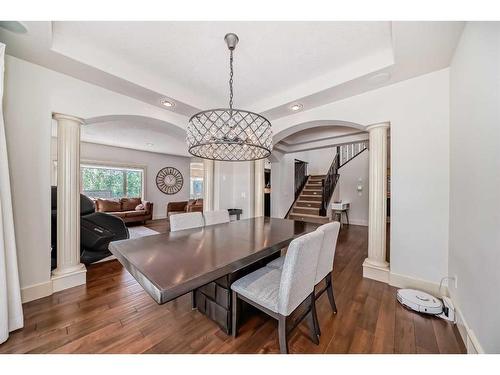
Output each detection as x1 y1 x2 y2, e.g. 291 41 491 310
366 122 390 132
52 113 85 125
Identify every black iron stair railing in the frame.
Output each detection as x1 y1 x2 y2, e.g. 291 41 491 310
319 149 340 216
294 161 308 200
285 161 309 218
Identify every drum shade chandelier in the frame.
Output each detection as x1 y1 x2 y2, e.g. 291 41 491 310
187 33 273 161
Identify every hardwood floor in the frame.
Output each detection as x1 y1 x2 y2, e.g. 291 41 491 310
0 221 465 354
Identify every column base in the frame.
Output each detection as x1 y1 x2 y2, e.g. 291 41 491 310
362 258 389 283
51 264 87 292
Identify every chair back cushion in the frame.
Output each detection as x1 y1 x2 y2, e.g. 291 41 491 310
170 212 204 232
278 230 324 316
121 197 142 211
96 198 121 212
204 210 230 226
315 222 341 283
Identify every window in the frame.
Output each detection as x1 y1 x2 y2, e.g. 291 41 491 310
81 164 144 199
190 162 204 199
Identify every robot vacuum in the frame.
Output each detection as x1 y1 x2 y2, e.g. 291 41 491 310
396 289 443 315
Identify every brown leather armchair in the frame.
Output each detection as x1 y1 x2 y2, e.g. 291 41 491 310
187 199 203 213
166 199 204 219
166 201 188 220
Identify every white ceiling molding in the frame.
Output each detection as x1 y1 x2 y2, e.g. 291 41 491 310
52 114 190 157
276 132 369 154
84 115 187 138
1 21 464 154
273 119 365 144
279 126 365 146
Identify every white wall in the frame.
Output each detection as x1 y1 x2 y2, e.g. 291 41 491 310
293 147 338 175
271 154 294 218
338 150 369 226
51 138 190 219
3 55 188 300
449 22 500 353
214 161 254 220
271 68 450 286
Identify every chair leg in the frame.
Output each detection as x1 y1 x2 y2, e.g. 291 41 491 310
308 294 320 345
232 291 239 338
311 293 321 337
278 314 289 354
326 272 338 314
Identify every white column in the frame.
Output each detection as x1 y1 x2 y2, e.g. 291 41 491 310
52 113 86 292
254 159 264 217
203 159 214 212
363 122 390 283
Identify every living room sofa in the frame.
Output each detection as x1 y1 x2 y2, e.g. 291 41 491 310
166 199 203 220
95 197 153 224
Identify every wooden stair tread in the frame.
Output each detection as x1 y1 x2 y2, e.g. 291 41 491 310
292 207 319 212
288 213 330 224
290 212 325 218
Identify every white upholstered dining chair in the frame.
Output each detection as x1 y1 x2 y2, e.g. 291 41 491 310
170 212 204 232
266 221 341 331
231 229 324 354
203 210 230 226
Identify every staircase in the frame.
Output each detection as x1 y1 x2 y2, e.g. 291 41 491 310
286 141 368 224
288 175 330 224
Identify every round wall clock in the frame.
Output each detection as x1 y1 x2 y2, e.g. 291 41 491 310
156 167 184 195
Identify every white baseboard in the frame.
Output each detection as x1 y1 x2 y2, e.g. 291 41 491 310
450 293 485 354
21 280 53 303
388 272 485 353
389 271 447 296
345 219 368 226
52 268 87 293
153 213 167 220
363 260 390 283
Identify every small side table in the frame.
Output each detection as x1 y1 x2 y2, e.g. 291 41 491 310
331 202 350 228
227 208 243 221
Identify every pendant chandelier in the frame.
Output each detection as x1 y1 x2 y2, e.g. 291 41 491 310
187 33 273 161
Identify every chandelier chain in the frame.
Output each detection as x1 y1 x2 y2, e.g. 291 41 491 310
229 49 234 110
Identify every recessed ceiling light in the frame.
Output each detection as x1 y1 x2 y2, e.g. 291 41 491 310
160 98 175 108
290 103 303 111
146 142 154 147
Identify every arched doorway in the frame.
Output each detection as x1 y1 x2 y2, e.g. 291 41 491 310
50 113 188 291
270 119 391 283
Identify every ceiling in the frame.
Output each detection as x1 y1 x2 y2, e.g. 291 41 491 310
280 126 364 146
1 21 464 156
52 116 189 156
275 125 369 153
51 21 393 111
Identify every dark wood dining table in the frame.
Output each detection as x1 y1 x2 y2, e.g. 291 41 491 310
109 217 314 333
